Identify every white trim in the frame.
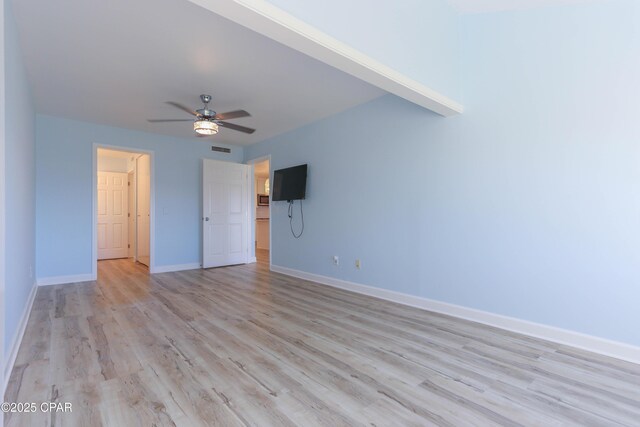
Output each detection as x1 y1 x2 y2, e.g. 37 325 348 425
247 160 255 263
0 0 6 409
152 263 201 274
188 0 463 117
93 144 155 277
270 265 640 365
245 162 253 265
248 256 257 263
3 282 37 396
37 273 96 287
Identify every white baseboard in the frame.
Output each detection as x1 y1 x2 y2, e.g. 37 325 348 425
37 273 96 287
3 282 37 397
270 265 640 365
249 256 257 263
151 263 201 274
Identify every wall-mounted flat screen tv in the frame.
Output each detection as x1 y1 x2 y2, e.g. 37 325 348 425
272 164 307 201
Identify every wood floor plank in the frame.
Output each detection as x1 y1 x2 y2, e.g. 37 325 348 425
5 359 52 427
4 255 640 426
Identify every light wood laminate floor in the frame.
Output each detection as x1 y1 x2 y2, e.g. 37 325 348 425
5 252 640 426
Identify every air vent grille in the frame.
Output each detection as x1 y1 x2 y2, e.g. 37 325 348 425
211 146 231 153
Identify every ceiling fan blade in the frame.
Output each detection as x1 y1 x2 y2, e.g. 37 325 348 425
147 119 194 122
217 121 255 134
214 110 251 120
166 101 199 117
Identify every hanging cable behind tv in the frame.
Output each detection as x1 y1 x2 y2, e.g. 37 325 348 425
288 199 304 238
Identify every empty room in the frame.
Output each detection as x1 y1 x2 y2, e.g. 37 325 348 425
1 0 640 425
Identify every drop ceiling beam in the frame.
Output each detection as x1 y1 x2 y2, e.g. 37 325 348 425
188 0 464 117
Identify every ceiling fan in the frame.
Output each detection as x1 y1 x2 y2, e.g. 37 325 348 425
147 94 255 136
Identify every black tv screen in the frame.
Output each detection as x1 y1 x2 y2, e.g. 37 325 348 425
272 164 307 201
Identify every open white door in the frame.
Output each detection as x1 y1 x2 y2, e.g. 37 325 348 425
97 172 129 259
203 159 250 268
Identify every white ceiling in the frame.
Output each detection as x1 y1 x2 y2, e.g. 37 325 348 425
13 0 383 146
447 0 600 14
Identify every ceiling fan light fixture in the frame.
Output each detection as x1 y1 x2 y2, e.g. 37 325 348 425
194 119 219 135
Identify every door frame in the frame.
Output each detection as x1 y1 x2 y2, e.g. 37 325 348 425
246 155 272 267
127 169 136 260
92 143 156 277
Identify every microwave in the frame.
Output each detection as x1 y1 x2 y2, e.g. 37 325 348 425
257 194 269 206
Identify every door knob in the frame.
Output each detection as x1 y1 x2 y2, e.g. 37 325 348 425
204 217 210 221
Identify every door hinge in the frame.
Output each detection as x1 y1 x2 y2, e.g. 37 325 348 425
128 181 131 186
128 244 130 248
128 213 130 217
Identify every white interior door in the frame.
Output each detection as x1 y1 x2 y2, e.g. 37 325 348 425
128 170 135 258
97 172 129 260
203 159 250 268
136 154 150 267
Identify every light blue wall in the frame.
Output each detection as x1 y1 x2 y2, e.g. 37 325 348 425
246 97 425 294
246 0 640 346
265 0 461 99
4 0 35 356
36 115 244 278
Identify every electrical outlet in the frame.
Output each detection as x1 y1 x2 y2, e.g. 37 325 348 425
333 255 339 266
355 259 361 269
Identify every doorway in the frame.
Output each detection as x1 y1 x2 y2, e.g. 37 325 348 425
135 153 151 267
253 158 270 264
95 147 153 275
